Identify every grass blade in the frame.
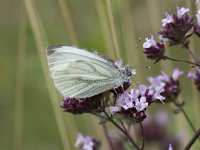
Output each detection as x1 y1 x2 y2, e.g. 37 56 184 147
105 0 121 59
13 2 27 150
57 0 79 45
23 0 76 149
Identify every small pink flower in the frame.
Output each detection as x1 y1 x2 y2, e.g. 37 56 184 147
75 133 96 150
143 35 165 63
159 6 193 46
172 68 184 80
194 10 200 37
162 12 174 26
188 68 200 91
110 106 120 115
148 68 183 101
168 144 173 150
134 96 148 112
196 10 200 26
131 69 136 75
143 35 158 49
188 71 197 79
177 6 189 18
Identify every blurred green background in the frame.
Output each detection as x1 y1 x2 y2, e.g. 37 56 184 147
1 0 200 149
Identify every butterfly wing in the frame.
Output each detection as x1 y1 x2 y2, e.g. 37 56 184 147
46 46 122 98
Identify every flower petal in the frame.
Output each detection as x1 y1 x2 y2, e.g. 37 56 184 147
172 68 183 80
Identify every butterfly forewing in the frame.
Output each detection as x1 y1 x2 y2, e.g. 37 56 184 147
46 46 124 99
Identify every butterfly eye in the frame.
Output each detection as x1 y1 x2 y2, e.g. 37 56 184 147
125 66 132 76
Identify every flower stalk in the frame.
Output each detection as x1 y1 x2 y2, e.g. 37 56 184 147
164 55 198 66
102 123 114 150
174 99 197 134
139 122 144 150
184 128 200 150
184 46 200 66
103 110 141 150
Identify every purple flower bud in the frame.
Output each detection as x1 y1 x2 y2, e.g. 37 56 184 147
148 69 183 101
131 69 137 75
134 96 148 112
61 95 101 114
188 71 197 79
75 133 97 150
143 35 159 49
194 10 200 37
168 144 173 150
148 77 165 88
163 79 180 99
159 6 193 46
139 84 148 96
109 106 120 115
196 10 200 26
143 35 165 63
117 93 129 107
152 86 165 102
162 12 174 27
75 133 85 147
130 88 140 99
177 6 189 19
172 68 184 80
158 71 169 82
188 68 200 91
194 24 200 37
118 92 134 110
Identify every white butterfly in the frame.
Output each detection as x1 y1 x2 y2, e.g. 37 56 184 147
46 45 133 99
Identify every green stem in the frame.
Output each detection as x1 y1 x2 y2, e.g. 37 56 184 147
184 128 200 150
103 111 141 150
183 45 200 66
174 100 196 134
164 56 198 66
179 106 196 133
139 122 144 150
102 123 115 150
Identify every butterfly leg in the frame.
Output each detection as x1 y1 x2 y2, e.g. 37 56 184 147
121 84 125 93
113 88 118 96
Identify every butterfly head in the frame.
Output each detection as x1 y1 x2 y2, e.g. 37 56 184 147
118 65 136 80
112 65 134 95
125 65 133 76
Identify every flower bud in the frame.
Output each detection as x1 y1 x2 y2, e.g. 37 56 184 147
188 67 200 91
159 6 193 46
194 10 200 37
148 68 183 101
143 35 165 63
61 95 101 114
75 133 98 150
